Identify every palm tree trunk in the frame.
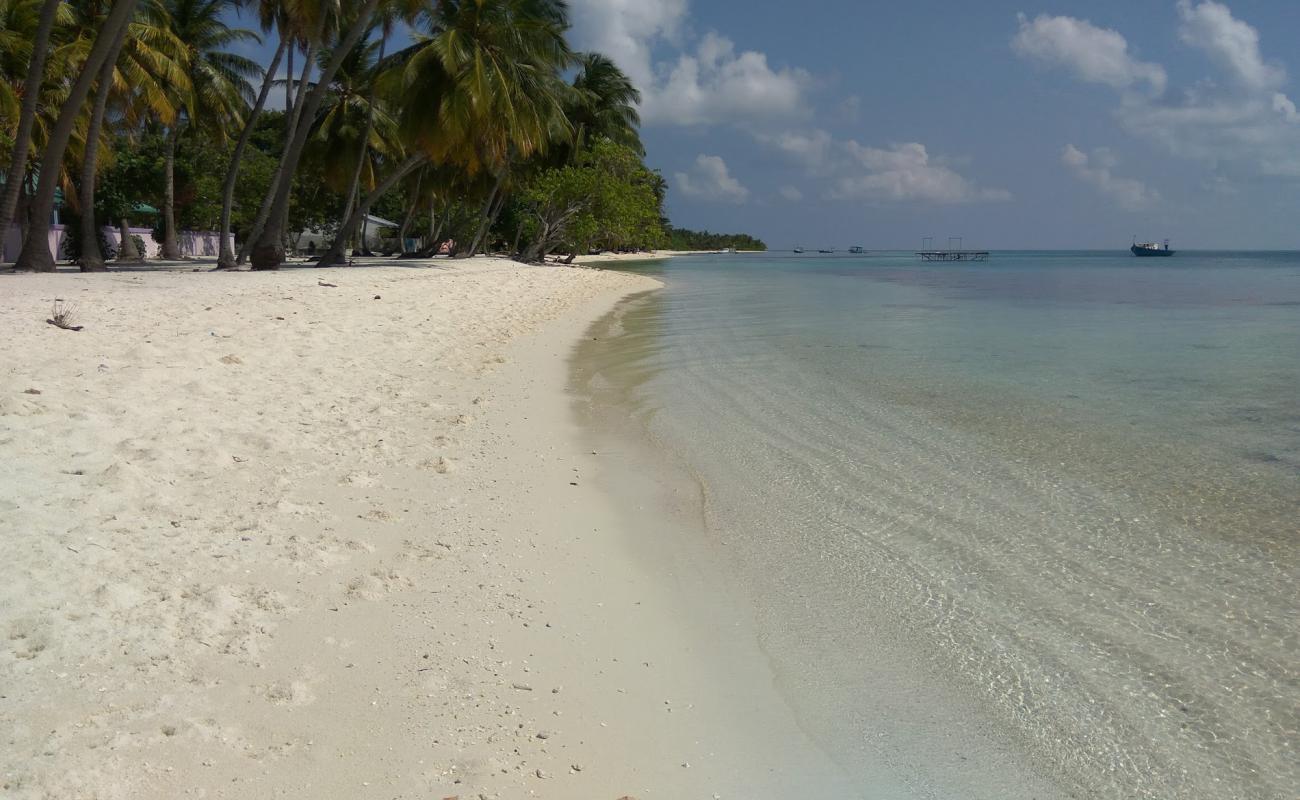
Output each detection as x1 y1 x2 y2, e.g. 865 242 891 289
237 28 320 267
217 36 286 269
79 37 127 272
236 33 318 266
0 0 62 263
275 37 315 251
160 124 183 259
459 172 506 258
117 218 141 260
252 0 380 270
417 199 442 257
396 170 421 253
317 154 426 267
14 0 139 272
285 40 293 119
336 28 386 255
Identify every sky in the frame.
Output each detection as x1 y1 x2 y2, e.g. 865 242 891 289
228 1 1300 249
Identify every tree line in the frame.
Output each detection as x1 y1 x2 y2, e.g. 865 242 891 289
0 0 712 272
667 228 768 252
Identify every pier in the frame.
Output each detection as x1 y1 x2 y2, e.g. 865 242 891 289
916 236 988 261
916 250 989 261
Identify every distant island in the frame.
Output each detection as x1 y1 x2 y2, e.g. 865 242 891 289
668 227 767 251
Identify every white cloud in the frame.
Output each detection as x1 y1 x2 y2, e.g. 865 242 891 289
650 33 809 125
567 0 686 92
755 129 834 170
779 185 803 201
1272 93 1300 123
1012 12 1166 94
1015 4 1300 180
833 142 1011 204
568 1 809 126
755 130 1008 205
1061 144 1160 210
674 155 750 203
1176 0 1284 91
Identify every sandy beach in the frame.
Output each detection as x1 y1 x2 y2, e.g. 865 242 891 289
0 257 851 799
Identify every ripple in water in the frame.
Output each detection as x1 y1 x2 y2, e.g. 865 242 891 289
580 252 1300 800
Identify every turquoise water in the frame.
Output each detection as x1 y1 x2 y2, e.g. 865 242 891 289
587 251 1299 799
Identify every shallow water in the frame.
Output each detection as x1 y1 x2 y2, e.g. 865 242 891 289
581 251 1299 799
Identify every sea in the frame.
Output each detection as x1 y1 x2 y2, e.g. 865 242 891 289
578 250 1299 799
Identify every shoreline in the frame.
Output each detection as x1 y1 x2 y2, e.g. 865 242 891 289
0 257 846 798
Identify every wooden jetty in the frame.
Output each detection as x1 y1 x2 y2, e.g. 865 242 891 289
916 250 989 262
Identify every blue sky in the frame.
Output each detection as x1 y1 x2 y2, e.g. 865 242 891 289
229 1 1300 249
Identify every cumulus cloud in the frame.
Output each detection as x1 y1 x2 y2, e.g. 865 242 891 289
674 155 750 203
779 185 804 201
1012 12 1166 94
650 34 809 125
755 129 834 170
1015 3 1300 179
1061 145 1160 210
567 0 686 91
834 142 1011 204
1176 0 1284 91
755 130 1008 205
568 0 809 126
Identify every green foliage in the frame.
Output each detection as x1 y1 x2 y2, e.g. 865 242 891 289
96 131 165 225
513 139 666 260
667 227 767 251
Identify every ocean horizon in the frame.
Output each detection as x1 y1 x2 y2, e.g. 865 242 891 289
583 249 1299 799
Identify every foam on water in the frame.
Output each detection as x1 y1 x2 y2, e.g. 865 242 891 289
578 251 1299 799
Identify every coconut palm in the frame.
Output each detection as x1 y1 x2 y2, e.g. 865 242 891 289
152 0 258 259
12 0 142 272
76 0 191 269
567 52 642 158
302 33 398 198
215 0 294 269
0 0 63 261
247 0 384 269
315 0 574 266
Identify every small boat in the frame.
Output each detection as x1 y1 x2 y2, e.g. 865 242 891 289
793 247 805 253
848 246 865 254
1131 239 1175 257
818 248 834 254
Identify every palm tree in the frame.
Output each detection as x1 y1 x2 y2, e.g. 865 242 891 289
316 0 573 266
303 33 398 196
567 52 642 158
77 0 191 269
248 0 383 269
13 0 141 272
333 12 395 257
154 0 258 259
233 2 325 267
215 0 290 269
0 0 63 262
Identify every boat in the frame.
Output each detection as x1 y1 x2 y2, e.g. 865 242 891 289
848 246 865 254
793 247 805 254
818 248 834 254
1131 239 1175 257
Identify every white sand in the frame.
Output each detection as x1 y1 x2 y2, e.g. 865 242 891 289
1 257 851 799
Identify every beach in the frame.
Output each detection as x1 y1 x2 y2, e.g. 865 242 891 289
0 257 853 799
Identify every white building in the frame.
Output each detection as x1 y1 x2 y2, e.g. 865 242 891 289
294 214 400 255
